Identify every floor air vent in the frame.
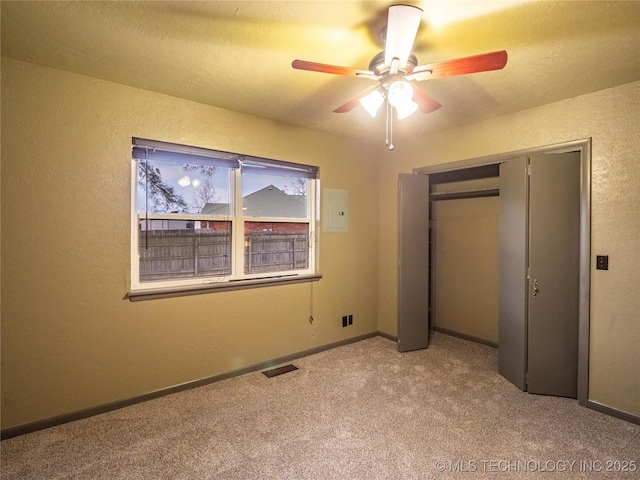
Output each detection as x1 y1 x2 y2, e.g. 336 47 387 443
262 364 298 378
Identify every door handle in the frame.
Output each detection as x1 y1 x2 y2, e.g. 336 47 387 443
532 279 539 297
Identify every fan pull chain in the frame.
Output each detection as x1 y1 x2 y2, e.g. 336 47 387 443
385 99 390 147
387 100 394 150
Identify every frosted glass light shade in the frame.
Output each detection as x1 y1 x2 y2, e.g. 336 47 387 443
388 81 413 108
395 99 418 119
359 89 385 117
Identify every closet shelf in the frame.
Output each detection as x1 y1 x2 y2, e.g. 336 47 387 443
430 187 499 201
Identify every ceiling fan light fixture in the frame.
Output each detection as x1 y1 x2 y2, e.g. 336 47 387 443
359 89 385 117
291 4 508 148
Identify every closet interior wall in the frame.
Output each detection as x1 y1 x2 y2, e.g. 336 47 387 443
430 174 500 346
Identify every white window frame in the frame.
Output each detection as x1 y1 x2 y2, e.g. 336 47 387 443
130 139 318 293
232 166 316 280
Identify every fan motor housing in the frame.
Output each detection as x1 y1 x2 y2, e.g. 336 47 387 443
369 51 418 76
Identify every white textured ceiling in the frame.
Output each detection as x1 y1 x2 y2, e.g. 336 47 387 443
2 1 640 144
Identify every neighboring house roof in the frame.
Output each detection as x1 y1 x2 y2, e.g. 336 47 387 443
200 203 230 215
201 185 306 218
243 185 306 217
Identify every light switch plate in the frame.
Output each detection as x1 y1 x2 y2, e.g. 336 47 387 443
596 255 608 270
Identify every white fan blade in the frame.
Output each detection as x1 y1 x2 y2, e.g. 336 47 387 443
384 5 423 69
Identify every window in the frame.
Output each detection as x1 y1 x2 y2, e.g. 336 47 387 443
131 138 318 293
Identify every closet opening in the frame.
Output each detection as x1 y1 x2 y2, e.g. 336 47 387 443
428 164 500 348
407 138 590 405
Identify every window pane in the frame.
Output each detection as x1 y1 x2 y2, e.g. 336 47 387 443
241 173 308 218
139 220 231 282
244 222 309 274
136 159 231 215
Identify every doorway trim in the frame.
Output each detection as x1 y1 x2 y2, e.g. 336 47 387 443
413 138 591 406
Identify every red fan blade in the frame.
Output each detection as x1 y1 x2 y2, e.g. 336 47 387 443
333 86 379 113
407 50 508 80
292 59 372 77
411 85 442 114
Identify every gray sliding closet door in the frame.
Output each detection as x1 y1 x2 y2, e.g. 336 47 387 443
527 152 580 397
498 157 528 390
498 153 580 398
398 173 430 352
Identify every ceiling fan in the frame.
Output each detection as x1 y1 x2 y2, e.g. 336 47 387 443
292 5 508 149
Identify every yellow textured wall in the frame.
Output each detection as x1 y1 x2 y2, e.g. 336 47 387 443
0 58 379 429
378 81 640 416
2 56 638 429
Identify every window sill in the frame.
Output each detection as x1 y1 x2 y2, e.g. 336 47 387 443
126 274 322 302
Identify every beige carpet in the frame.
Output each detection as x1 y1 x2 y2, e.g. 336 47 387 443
1 333 639 479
